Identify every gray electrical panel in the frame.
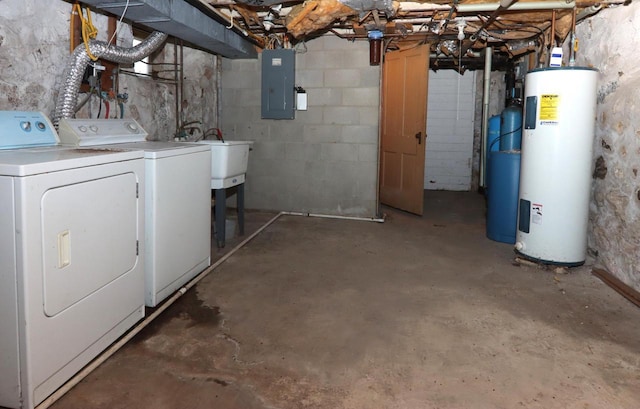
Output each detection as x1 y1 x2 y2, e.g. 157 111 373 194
261 49 295 119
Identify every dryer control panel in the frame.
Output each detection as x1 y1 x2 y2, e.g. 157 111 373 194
0 111 59 150
58 118 148 146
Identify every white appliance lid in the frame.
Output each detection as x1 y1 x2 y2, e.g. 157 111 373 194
0 147 144 176
95 141 211 159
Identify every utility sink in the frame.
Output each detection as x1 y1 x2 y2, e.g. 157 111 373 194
196 140 253 189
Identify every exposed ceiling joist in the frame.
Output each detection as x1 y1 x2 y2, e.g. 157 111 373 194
195 0 628 70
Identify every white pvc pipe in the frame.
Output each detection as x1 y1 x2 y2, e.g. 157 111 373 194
397 3 451 12
395 16 481 24
480 46 492 189
281 211 386 223
35 209 384 409
399 1 576 13
431 52 482 58
35 212 284 409
576 4 603 21
458 1 576 12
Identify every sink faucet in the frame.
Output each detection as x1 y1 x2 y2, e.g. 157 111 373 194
176 120 202 141
204 128 225 143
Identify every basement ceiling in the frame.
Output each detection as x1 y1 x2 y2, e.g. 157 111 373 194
188 0 622 70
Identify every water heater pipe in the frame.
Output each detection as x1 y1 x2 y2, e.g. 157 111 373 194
480 46 492 189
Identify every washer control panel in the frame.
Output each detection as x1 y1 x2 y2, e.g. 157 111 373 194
0 111 59 149
58 118 148 146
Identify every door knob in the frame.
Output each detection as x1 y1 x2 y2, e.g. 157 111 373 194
415 131 422 144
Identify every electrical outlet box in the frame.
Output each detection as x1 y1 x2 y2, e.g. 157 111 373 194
296 91 307 111
261 49 295 120
549 47 563 67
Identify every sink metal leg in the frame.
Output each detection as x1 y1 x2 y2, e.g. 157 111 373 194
238 183 245 236
214 188 226 248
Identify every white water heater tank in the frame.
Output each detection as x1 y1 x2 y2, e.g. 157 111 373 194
515 67 598 266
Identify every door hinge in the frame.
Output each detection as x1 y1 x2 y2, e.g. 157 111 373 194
136 183 139 198
136 240 139 256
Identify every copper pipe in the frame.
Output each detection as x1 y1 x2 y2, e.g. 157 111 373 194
546 9 556 66
174 40 180 135
569 6 577 64
71 6 82 52
550 9 556 47
528 51 536 70
180 38 184 129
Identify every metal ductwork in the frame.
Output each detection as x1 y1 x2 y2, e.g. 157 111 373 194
79 0 257 59
340 0 394 18
233 0 394 15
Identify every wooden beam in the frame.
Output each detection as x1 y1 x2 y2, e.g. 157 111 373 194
592 268 640 309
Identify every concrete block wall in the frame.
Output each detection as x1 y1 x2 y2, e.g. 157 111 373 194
220 35 380 217
425 70 476 191
575 2 640 291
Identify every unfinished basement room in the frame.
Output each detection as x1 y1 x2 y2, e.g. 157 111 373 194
1 0 639 408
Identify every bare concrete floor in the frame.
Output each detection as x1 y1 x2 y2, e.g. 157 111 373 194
52 191 640 409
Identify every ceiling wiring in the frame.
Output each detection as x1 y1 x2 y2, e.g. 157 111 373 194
107 0 130 46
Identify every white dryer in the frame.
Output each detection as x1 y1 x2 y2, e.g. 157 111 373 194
58 118 211 307
0 112 145 409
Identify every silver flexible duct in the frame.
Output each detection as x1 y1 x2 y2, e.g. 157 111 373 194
52 31 168 127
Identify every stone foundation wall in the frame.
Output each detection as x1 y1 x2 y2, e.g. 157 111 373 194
576 2 640 290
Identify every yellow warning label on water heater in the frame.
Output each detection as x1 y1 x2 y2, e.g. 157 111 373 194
540 94 559 121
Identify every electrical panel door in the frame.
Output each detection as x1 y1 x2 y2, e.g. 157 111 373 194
261 49 295 119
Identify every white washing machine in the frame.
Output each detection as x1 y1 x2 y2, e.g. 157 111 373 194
58 118 211 307
0 111 145 409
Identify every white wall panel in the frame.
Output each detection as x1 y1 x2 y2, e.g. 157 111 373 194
425 70 476 191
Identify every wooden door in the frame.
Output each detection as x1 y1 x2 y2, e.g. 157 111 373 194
379 45 429 215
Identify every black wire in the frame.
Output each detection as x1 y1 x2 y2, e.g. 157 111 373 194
490 125 522 150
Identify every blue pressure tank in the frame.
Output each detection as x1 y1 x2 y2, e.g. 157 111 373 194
486 150 521 244
488 115 501 153
499 103 523 151
484 115 502 194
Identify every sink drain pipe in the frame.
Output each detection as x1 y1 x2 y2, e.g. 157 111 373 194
36 209 383 409
36 211 284 409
